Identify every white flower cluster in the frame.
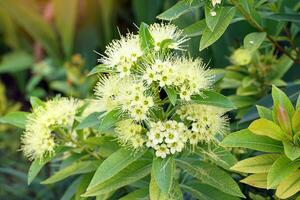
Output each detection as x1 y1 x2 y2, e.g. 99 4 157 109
146 121 189 158
22 98 79 160
142 57 212 101
115 119 145 149
177 104 228 144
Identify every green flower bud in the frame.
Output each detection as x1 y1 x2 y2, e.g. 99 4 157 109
230 48 252 66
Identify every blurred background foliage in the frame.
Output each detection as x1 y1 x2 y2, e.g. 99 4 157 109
0 0 299 199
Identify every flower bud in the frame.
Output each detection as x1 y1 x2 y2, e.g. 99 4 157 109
292 108 300 133
275 104 292 135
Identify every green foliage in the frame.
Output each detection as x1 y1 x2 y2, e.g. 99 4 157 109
223 87 300 199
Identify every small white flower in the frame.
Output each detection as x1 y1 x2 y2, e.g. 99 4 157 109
155 144 170 158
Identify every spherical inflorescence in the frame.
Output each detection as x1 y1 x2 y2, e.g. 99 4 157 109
22 98 79 160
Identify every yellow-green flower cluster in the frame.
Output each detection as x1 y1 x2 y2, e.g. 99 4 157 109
115 119 145 149
22 98 79 160
177 104 229 144
142 57 212 101
93 23 227 158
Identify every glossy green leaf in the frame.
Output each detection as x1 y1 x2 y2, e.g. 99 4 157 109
181 182 239 200
149 173 168 200
157 0 203 21
98 109 123 132
119 188 148 200
276 170 300 199
0 111 29 129
61 177 82 200
240 173 268 189
152 157 174 194
272 85 295 123
29 96 45 109
283 140 300 161
263 13 300 23
53 0 78 58
177 160 244 198
243 32 266 52
195 146 237 170
199 7 235 51
191 90 236 110
84 160 151 196
267 155 300 189
256 105 273 121
231 154 280 173
292 108 300 133
221 129 283 152
0 51 33 74
183 20 206 37
205 6 222 32
42 160 100 184
76 112 102 130
249 118 286 141
164 87 177 106
88 148 146 190
139 22 154 51
268 55 293 80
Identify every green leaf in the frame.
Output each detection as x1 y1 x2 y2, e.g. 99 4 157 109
267 155 300 189
177 160 244 198
183 19 206 37
231 154 280 173
75 173 93 200
157 0 203 21
98 109 123 132
83 160 151 196
248 118 286 141
88 64 114 76
205 6 222 32
191 90 236 110
42 160 100 184
181 182 239 200
256 105 273 121
199 7 235 51
76 112 102 130
221 129 283 152
30 96 45 109
88 148 146 190
243 32 266 52
28 158 48 185
164 87 177 106
268 55 293 80
149 173 169 200
195 146 237 170
272 85 295 122
297 95 300 108
139 22 154 51
119 188 148 200
53 0 78 58
276 170 300 199
61 177 82 200
263 13 300 23
0 0 60 60
240 173 268 189
0 111 29 129
283 140 300 161
0 51 33 74
152 157 174 194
